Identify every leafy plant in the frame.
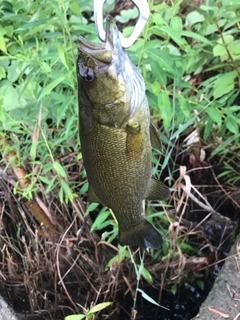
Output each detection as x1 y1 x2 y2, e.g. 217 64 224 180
65 302 112 320
0 0 239 318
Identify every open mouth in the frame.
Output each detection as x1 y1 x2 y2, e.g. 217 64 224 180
78 16 120 64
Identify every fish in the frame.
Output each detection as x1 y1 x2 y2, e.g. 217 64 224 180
76 16 170 249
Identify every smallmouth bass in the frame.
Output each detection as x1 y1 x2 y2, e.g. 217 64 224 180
77 16 170 249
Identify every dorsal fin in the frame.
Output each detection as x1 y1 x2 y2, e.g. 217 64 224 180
88 184 102 203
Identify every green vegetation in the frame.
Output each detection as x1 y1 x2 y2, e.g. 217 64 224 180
0 0 239 319
65 302 113 320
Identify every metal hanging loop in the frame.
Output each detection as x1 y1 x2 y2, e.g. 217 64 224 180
94 0 150 48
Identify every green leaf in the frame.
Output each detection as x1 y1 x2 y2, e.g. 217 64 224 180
178 96 191 120
206 107 222 127
0 33 7 53
76 24 97 34
0 107 7 123
137 289 169 310
2 86 26 110
171 284 177 295
102 0 115 12
39 176 52 185
226 115 238 134
146 49 175 74
171 16 182 32
217 35 234 45
89 302 112 314
91 208 110 231
105 225 118 243
69 1 82 16
53 161 67 178
228 42 240 60
213 71 236 99
60 180 75 202
196 280 204 291
224 106 240 113
211 135 236 156
160 25 186 47
39 76 65 99
7 61 22 82
45 176 57 194
151 80 161 96
152 12 164 27
200 5 218 11
138 265 153 283
180 242 198 254
0 66 6 80
181 31 212 46
106 245 128 267
64 315 85 320
57 44 69 70
30 142 39 161
151 60 167 86
85 202 99 217
115 7 138 23
59 185 64 203
5 25 14 37
186 11 205 27
213 44 227 57
171 108 203 141
158 91 172 131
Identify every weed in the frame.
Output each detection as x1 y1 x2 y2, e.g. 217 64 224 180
0 0 240 319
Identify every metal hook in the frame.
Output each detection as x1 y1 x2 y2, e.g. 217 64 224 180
94 0 150 48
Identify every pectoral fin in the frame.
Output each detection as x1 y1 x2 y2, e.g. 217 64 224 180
146 177 170 201
88 185 102 203
126 122 143 161
150 122 162 151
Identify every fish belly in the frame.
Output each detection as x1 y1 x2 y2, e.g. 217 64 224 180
80 117 151 227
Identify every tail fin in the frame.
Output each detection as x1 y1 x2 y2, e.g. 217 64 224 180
119 219 163 249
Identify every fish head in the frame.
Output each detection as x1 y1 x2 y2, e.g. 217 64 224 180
77 16 138 127
77 16 127 105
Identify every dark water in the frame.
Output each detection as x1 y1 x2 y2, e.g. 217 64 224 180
117 266 219 320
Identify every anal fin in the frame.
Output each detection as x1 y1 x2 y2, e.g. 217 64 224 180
88 184 102 203
146 177 170 201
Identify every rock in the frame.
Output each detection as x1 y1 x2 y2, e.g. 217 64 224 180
0 295 20 320
193 235 240 320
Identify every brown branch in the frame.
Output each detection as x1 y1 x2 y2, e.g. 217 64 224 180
0 135 30 189
0 134 57 238
215 18 240 80
209 164 240 209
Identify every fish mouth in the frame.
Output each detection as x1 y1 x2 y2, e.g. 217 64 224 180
78 16 121 64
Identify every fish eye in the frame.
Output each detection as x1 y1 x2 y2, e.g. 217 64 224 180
82 68 94 84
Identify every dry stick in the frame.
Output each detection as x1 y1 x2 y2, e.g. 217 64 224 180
56 216 81 284
0 134 57 237
181 183 215 212
149 256 208 274
198 252 240 271
0 167 16 185
233 313 240 320
181 182 231 223
0 135 30 189
180 183 232 234
55 219 79 313
209 165 240 209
